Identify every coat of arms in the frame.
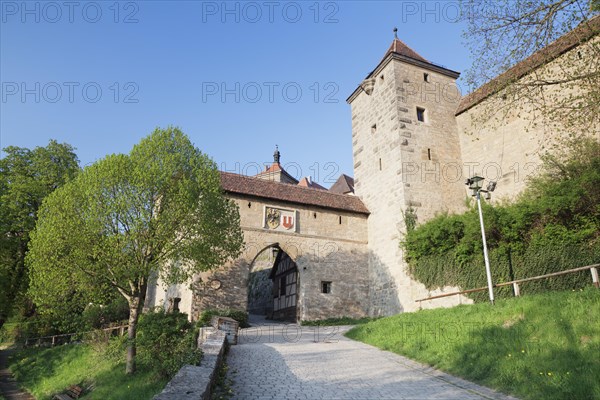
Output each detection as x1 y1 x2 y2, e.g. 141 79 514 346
266 208 281 229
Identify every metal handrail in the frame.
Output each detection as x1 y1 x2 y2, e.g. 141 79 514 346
415 263 600 303
23 323 129 347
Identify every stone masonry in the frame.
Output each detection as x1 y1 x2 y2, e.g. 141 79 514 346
147 20 599 321
348 40 471 315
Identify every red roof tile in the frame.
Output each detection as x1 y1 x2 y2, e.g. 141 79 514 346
220 172 369 215
297 177 327 190
383 39 429 64
261 163 282 173
456 15 600 115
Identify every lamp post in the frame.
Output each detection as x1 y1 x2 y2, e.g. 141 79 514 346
465 176 497 305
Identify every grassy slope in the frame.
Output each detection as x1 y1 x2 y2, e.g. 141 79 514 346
346 288 600 400
9 344 167 400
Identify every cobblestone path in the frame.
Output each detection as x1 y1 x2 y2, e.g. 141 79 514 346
225 318 518 400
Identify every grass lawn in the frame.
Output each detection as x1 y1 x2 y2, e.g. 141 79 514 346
8 344 167 400
346 288 600 400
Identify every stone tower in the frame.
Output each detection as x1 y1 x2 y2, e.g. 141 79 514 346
347 32 466 315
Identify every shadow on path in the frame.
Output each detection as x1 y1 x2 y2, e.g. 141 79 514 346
0 349 35 400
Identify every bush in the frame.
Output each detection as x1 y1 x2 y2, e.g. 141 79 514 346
136 309 202 379
197 309 249 328
81 297 129 330
404 137 600 300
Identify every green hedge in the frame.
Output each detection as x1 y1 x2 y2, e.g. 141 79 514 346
404 138 600 300
410 244 600 301
137 309 202 379
197 309 249 328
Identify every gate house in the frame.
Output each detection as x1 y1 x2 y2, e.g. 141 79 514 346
146 22 600 320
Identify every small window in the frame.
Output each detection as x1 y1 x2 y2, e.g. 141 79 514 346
380 75 384 83
321 281 332 294
416 107 426 122
313 212 317 219
338 215 342 224
379 158 382 171
371 124 377 134
280 277 286 296
424 73 429 82
247 202 252 208
427 148 432 161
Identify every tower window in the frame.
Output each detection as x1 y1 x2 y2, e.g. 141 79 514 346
416 107 426 122
371 124 377 134
424 73 429 82
321 281 332 294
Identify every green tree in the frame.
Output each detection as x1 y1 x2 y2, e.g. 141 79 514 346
27 127 244 374
0 140 79 330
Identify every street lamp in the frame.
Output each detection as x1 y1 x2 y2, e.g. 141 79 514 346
465 176 497 304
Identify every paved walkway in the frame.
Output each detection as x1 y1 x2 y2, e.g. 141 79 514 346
225 317 518 400
0 349 35 400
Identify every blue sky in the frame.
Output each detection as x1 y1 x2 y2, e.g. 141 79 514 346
1 1 470 186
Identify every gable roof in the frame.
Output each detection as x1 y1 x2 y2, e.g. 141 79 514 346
297 177 327 190
255 162 299 184
456 15 600 115
329 174 355 194
220 172 369 215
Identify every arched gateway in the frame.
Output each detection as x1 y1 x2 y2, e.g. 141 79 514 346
146 150 371 323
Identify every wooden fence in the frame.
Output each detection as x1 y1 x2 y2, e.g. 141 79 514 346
415 263 600 303
23 324 129 348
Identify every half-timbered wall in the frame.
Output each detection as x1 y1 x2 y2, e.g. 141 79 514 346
271 252 298 321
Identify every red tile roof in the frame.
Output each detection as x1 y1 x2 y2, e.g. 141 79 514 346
261 163 282 173
254 162 299 184
297 177 327 190
456 15 600 115
383 38 429 64
220 172 369 215
346 37 460 103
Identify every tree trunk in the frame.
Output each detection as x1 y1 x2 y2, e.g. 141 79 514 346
125 297 142 375
125 278 148 375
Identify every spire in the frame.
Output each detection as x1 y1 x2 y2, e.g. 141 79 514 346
273 145 281 164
